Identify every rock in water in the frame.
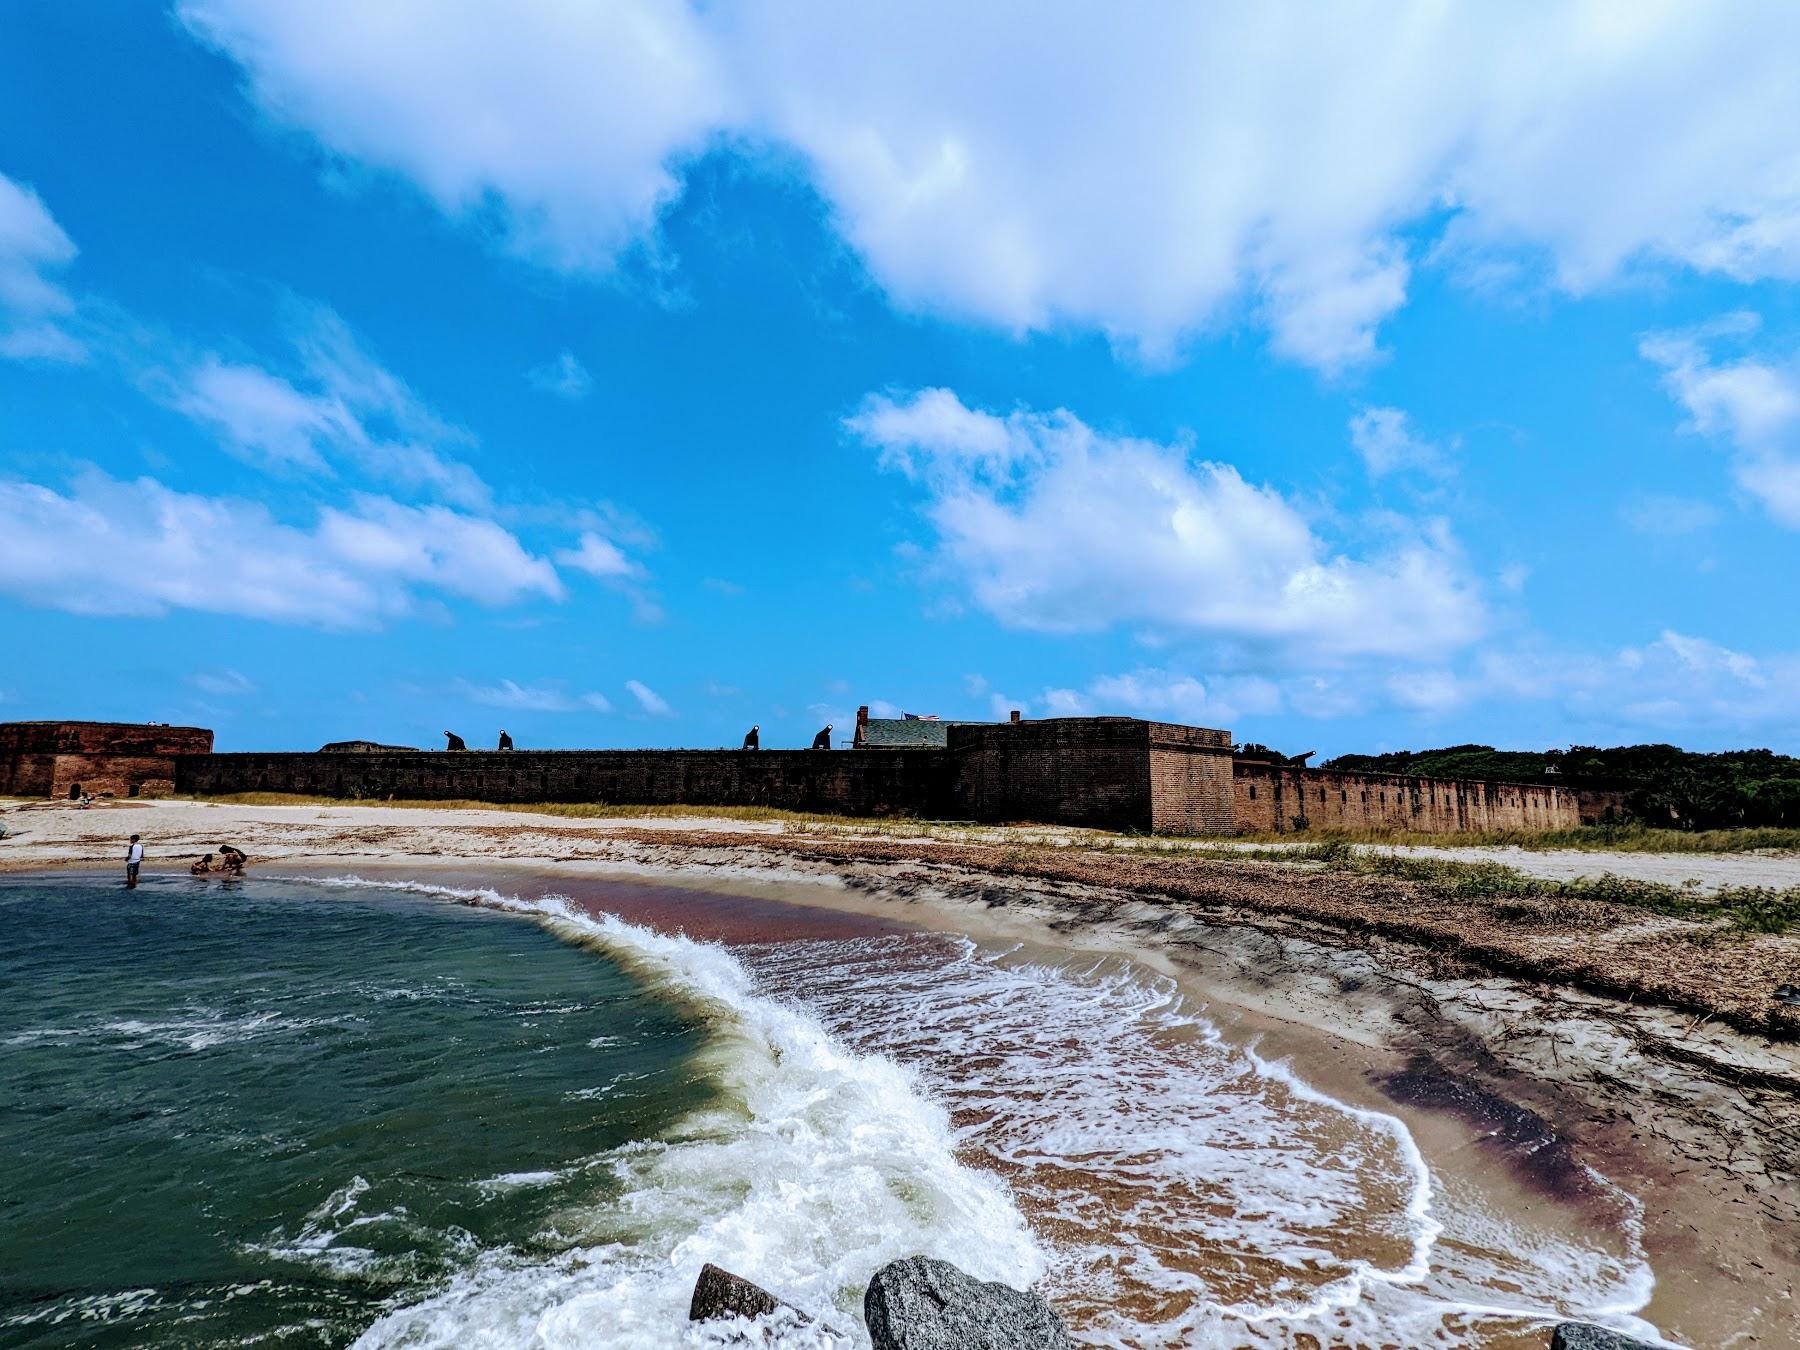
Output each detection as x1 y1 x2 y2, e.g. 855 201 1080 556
1551 1324 1661 1350
687 1263 782 1322
863 1256 1071 1349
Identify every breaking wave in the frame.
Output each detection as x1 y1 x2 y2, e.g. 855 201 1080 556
305 875 1662 1348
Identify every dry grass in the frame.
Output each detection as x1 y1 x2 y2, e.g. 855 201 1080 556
1224 823 1800 854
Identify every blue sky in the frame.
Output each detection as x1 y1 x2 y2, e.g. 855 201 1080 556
5 2 1800 756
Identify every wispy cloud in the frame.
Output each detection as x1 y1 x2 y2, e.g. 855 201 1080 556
1622 493 1720 537
166 305 490 507
527 350 593 400
192 668 255 696
1642 313 1800 527
625 679 673 716
0 172 84 363
455 678 612 713
1348 406 1452 479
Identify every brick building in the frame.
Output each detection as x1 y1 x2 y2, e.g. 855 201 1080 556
0 721 213 800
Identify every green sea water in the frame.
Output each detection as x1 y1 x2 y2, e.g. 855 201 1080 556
0 873 712 1348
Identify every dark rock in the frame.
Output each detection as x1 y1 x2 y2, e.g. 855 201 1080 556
687 1263 797 1324
1551 1323 1661 1350
863 1256 1071 1350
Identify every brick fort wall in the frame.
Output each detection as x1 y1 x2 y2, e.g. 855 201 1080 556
0 721 213 799
953 718 1154 830
1232 761 1582 834
174 748 958 819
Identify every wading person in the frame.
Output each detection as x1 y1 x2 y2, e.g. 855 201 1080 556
743 725 759 751
124 833 143 889
190 852 215 875
216 843 248 875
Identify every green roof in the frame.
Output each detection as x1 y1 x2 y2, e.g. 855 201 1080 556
858 718 984 747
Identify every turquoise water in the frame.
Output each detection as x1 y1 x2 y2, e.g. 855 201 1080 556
0 873 711 1347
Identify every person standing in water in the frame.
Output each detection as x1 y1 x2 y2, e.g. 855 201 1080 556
124 834 143 889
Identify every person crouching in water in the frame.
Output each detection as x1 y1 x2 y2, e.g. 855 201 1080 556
216 844 248 875
190 852 215 875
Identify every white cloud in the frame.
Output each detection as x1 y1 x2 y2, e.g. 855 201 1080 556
850 388 1484 660
168 307 489 505
0 173 83 362
180 0 732 273
555 531 638 579
528 350 594 400
1348 406 1449 478
1078 669 1283 727
625 679 673 716
175 358 346 472
182 4 1800 371
1642 314 1800 526
0 471 561 629
455 679 611 713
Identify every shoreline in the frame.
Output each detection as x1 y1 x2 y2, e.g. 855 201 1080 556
7 800 1799 1344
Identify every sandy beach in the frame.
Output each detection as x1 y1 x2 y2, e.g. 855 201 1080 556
5 797 1797 1346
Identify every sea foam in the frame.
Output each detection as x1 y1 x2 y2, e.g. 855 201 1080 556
309 878 1043 1348
307 874 1665 1349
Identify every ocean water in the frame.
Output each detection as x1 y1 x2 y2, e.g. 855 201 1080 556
0 871 1667 1349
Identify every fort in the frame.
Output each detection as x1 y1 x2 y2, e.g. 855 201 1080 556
0 711 1601 835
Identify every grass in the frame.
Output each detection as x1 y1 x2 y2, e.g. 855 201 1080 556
1224 823 1800 854
1296 841 1800 934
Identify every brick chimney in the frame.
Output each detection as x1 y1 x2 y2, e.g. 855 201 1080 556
854 705 869 748
1009 709 1021 723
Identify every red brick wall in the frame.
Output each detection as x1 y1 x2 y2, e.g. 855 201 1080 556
1232 761 1582 834
0 723 210 798
951 718 1156 829
1148 722 1235 834
0 722 212 757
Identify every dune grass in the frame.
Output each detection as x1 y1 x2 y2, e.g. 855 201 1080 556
1291 838 1800 933
1222 822 1800 854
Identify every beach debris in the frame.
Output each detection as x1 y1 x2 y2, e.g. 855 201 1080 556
1550 1323 1661 1350
687 1262 811 1327
1775 984 1800 1006
863 1256 1071 1350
